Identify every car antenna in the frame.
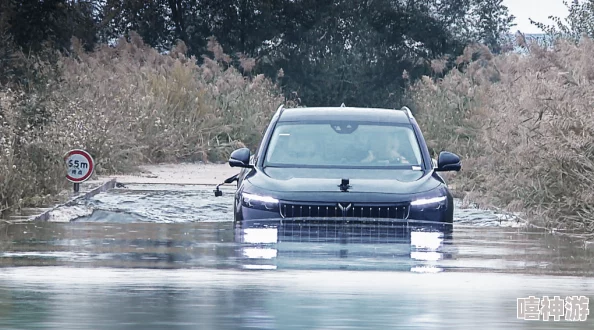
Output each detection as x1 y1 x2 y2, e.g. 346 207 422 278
338 178 351 192
213 173 239 197
340 103 346 107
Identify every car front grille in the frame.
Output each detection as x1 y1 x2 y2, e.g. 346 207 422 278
279 202 410 220
275 221 411 244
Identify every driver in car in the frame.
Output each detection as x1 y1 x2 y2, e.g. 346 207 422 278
361 136 410 164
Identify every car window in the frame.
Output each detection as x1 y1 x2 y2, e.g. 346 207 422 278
264 121 424 168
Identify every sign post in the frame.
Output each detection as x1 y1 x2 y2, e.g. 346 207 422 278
64 149 95 193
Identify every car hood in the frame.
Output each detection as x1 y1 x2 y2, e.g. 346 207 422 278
247 167 440 195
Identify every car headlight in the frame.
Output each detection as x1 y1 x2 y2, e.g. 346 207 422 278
241 192 279 211
410 195 447 209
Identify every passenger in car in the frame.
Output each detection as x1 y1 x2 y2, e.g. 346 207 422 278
273 132 322 164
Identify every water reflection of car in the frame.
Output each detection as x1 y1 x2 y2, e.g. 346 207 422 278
220 105 461 225
234 221 455 272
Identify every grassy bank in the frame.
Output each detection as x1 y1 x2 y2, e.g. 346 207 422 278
0 33 290 213
409 37 594 235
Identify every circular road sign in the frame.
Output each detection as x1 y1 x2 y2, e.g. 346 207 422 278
65 149 95 183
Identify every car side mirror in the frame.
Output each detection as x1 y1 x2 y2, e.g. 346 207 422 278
229 148 253 168
435 151 461 172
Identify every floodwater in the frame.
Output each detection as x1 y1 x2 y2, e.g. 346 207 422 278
1 184 593 329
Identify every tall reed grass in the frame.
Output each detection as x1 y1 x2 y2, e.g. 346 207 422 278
0 32 290 213
409 37 594 234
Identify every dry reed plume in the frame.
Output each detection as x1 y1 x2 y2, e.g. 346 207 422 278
0 32 290 213
409 38 594 234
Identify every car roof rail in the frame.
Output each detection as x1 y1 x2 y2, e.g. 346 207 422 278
401 106 413 119
275 104 285 117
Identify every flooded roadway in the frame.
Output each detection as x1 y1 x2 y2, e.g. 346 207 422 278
1 183 593 329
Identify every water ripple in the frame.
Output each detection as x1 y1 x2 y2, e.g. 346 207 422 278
43 184 524 226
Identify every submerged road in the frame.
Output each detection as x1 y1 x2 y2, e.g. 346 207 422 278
0 172 593 329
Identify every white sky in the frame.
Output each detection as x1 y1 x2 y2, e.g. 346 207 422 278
503 0 570 34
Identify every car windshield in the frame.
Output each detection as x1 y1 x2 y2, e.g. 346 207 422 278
264 121 424 168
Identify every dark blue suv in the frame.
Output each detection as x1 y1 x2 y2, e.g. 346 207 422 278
218 105 461 225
